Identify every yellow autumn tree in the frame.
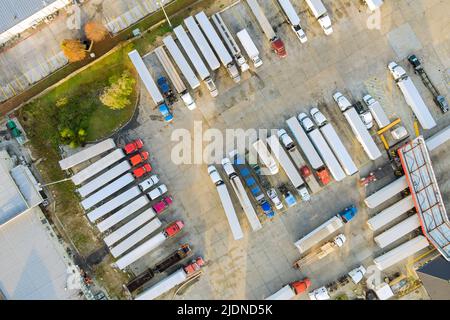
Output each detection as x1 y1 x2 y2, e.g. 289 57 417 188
85 21 108 42
61 39 87 62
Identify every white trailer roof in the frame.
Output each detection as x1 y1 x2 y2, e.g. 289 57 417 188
374 215 421 248
373 235 429 271
128 50 164 105
115 232 167 270
87 186 141 222
308 129 346 182
305 0 327 17
216 183 244 240
163 35 200 90
246 0 277 40
81 173 135 210
286 117 324 170
229 176 262 231
426 125 450 152
236 29 260 57
195 11 233 66
320 123 358 176
266 285 294 300
368 101 390 129
343 108 382 160
211 13 241 56
295 215 343 253
110 218 162 257
277 0 301 26
365 0 384 11
367 195 414 231
364 176 408 209
59 138 116 170
173 25 210 80
77 161 131 198
184 16 220 71
71 149 125 185
135 268 187 300
103 208 155 246
154 46 187 94
97 196 150 233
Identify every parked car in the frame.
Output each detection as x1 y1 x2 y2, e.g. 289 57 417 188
267 188 283 210
133 163 152 178
152 196 173 214
147 184 168 200
129 151 149 166
138 175 159 191
159 104 174 122
298 113 315 132
124 139 143 154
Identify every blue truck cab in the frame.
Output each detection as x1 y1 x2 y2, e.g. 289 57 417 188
261 201 275 218
338 205 358 223
158 104 173 122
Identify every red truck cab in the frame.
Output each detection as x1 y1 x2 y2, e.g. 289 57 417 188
152 196 173 214
164 220 184 237
133 163 152 178
316 168 331 185
271 38 287 58
130 151 149 166
184 257 205 274
291 278 312 295
124 139 143 154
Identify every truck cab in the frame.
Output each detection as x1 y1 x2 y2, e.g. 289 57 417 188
130 151 149 166
277 129 296 150
271 37 287 58
261 201 275 218
292 25 307 43
333 92 352 112
298 113 315 132
338 205 358 222
164 220 184 237
152 196 173 214
387 61 406 80
124 139 144 154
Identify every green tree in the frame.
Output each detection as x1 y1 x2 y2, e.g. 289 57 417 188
100 71 135 110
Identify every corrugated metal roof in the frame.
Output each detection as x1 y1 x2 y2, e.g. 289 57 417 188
0 0 59 33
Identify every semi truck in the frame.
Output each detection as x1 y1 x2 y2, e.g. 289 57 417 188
286 116 330 185
266 135 310 201
388 61 436 130
154 46 197 110
305 0 333 35
87 186 141 223
362 94 390 129
294 205 357 253
128 50 164 106
252 139 279 175
276 0 307 43
265 278 311 300
211 13 249 72
208 165 244 240
245 0 287 58
374 215 421 248
195 11 241 83
173 25 218 97
299 166 321 193
373 236 429 271
77 161 131 198
426 125 450 152
80 173 135 210
114 221 185 270
364 176 408 209
293 234 346 268
236 29 263 68
59 138 116 171
333 92 382 161
110 218 163 258
365 0 383 11
222 158 262 232
367 195 414 231
183 16 221 71
71 149 125 185
125 244 192 293
135 257 205 300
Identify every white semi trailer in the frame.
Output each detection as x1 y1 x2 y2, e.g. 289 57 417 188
276 0 307 43
236 29 263 68
295 216 343 253
373 236 429 271
374 215 421 248
77 161 132 198
426 125 450 152
59 138 116 170
222 158 262 231
208 165 244 240
367 195 414 231
195 11 240 83
184 16 221 71
128 50 164 105
154 46 197 110
363 94 391 129
364 176 408 209
305 0 333 35
71 149 125 185
173 25 218 97
365 0 383 11
212 13 249 72
267 135 310 201
81 173 135 210
388 62 436 130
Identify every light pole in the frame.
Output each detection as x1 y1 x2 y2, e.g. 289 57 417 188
157 0 172 28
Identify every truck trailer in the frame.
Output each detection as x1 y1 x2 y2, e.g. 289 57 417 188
367 195 414 231
293 234 346 268
363 94 390 129
173 25 218 97
59 138 116 171
208 165 244 240
265 278 311 300
154 46 197 110
294 205 357 253
276 0 307 43
245 0 287 58
212 13 249 72
236 29 263 68
365 0 383 11
267 135 310 201
128 50 164 105
388 62 436 130
252 139 279 175
426 125 450 152
373 236 429 271
195 11 240 83
374 215 421 248
364 176 408 209
305 0 333 35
